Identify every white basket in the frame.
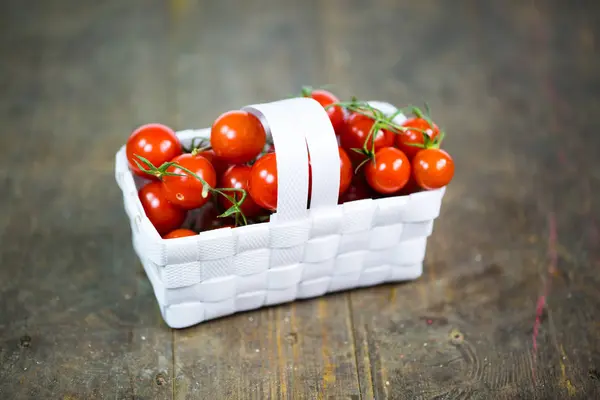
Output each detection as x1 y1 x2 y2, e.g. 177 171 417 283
115 98 446 328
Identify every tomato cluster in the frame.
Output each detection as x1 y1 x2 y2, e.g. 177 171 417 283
125 88 454 239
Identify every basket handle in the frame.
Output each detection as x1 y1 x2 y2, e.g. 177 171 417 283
243 97 340 222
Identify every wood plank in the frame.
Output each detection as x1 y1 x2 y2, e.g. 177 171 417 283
169 0 361 398
173 296 360 399
0 1 175 398
1 0 599 398
339 1 600 398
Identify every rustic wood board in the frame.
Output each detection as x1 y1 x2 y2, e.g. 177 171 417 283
0 1 175 399
169 1 361 398
0 0 599 399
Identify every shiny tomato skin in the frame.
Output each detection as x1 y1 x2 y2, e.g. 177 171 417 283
412 148 454 190
365 147 411 194
162 153 217 210
397 174 422 196
338 147 353 195
340 113 394 162
126 123 182 179
210 110 266 164
308 89 346 135
248 152 278 211
396 117 440 160
308 147 353 199
219 165 265 218
193 201 219 232
138 182 187 236
338 174 375 204
163 228 197 239
196 149 229 176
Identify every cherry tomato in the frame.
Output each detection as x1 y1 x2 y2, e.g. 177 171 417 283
206 216 236 230
210 110 266 164
412 148 454 190
338 147 353 195
365 147 411 194
339 174 375 204
162 153 217 210
191 201 219 232
398 174 422 196
163 228 197 239
138 182 187 236
126 123 182 179
396 117 440 159
308 147 353 199
196 149 229 176
340 113 394 162
306 89 347 135
219 165 265 218
249 152 278 211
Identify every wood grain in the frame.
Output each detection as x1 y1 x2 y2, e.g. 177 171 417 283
169 1 360 398
0 1 175 399
0 0 599 399
344 1 600 399
172 296 360 399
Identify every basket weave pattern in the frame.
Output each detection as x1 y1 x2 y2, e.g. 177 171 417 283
115 99 446 328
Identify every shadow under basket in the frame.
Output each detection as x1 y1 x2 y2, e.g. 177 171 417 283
114 97 447 329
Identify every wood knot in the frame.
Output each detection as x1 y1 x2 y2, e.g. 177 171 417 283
19 335 31 348
155 373 167 386
449 329 464 345
286 332 298 345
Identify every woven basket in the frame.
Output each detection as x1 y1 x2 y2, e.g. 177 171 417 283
115 98 446 328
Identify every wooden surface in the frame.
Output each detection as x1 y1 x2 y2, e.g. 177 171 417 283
1 0 599 399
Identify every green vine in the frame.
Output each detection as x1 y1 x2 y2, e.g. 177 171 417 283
326 100 445 163
133 154 248 226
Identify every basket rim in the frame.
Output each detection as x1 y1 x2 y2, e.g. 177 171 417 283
116 141 446 242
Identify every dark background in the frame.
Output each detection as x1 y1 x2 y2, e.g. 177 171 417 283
1 0 599 399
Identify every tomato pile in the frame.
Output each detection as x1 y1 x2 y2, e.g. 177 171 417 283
125 88 454 239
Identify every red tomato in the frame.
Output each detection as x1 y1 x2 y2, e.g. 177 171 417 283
196 202 237 230
365 147 411 194
138 182 187 236
192 201 219 232
396 118 440 159
306 89 346 135
207 217 236 230
196 149 229 176
126 123 182 179
339 174 375 204
249 152 278 211
338 147 353 195
163 228 197 239
219 165 265 218
340 113 394 162
162 153 217 210
210 110 266 164
398 174 422 196
308 147 353 198
412 148 454 190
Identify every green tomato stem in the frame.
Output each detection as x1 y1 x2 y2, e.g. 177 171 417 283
133 154 248 227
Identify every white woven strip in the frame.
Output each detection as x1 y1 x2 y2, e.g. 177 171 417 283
114 99 448 329
243 101 310 222
295 97 340 210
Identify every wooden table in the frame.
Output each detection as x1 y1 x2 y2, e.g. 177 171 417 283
1 1 599 399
